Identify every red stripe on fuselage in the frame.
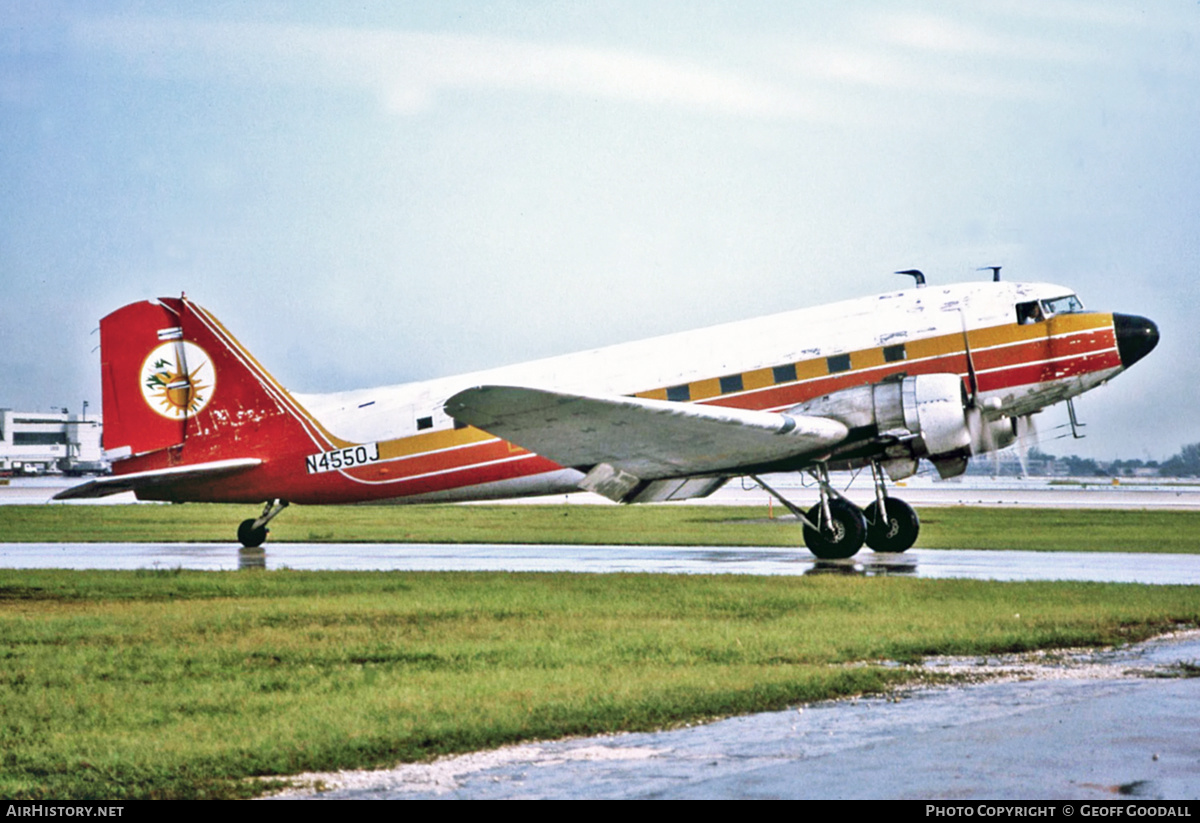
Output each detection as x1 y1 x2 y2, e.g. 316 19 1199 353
308 322 1120 500
157 318 1120 504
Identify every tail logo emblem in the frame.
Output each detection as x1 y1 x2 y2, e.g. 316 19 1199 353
140 341 216 420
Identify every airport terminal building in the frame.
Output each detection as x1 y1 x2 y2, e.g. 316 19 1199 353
0 408 105 475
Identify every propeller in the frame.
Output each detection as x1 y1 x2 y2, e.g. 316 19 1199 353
959 309 1020 470
958 309 982 407
1013 414 1038 476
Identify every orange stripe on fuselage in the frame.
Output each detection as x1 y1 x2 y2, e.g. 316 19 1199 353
264 312 1119 502
348 434 524 483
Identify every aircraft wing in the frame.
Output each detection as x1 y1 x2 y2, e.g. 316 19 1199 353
445 385 848 501
52 458 263 500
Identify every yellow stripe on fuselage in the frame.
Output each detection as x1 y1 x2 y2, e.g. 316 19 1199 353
317 310 1117 477
376 426 499 461
634 311 1113 408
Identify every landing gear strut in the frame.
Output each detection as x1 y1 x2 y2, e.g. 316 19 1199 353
237 499 289 548
863 462 920 553
752 468 866 560
802 496 866 559
751 461 920 559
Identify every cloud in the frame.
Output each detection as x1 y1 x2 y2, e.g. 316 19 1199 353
790 44 1054 102
880 13 1097 64
772 7 1136 106
69 16 809 118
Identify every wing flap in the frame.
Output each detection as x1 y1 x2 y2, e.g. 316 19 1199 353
444 385 848 482
52 458 263 500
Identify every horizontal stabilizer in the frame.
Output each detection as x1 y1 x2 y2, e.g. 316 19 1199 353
52 458 262 500
444 385 848 481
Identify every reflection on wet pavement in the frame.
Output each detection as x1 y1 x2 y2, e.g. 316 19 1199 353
2 542 1198 585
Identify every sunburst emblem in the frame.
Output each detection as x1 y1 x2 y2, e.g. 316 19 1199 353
139 341 215 420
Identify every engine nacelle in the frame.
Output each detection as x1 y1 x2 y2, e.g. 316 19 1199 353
789 373 1016 477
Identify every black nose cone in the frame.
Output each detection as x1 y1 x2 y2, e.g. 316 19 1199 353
1113 313 1159 368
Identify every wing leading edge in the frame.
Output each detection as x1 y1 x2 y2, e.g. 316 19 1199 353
444 385 848 502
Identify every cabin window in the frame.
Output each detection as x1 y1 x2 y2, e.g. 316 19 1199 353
826 353 851 374
417 416 433 430
667 385 691 402
773 364 797 384
883 344 907 363
719 375 744 394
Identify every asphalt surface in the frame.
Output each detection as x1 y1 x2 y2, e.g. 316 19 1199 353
6 477 1198 800
270 632 1200 800
4 542 1200 586
9 475 1200 509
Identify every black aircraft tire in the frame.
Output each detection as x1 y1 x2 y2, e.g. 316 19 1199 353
864 498 920 553
802 498 867 560
237 519 268 548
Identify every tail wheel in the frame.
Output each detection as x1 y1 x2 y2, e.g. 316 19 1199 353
864 498 920 553
237 519 268 548
803 498 866 560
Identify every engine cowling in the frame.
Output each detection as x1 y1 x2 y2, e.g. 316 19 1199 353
789 373 1016 479
898 373 971 456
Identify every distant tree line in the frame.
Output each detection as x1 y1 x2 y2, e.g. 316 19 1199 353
966 443 1200 478
1158 443 1200 477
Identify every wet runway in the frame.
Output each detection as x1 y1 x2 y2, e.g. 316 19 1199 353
2 541 1199 585
6 539 1199 800
8 475 1200 509
270 632 1200 800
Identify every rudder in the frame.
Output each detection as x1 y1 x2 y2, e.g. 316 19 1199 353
100 296 322 464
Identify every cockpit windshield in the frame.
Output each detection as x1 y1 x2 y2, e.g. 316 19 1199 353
1041 294 1084 315
1016 293 1085 324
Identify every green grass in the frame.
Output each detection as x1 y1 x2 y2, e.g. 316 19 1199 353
915 508 1200 553
2 569 1198 799
2 504 1200 552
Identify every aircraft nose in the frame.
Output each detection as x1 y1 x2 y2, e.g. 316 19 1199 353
1113 313 1159 368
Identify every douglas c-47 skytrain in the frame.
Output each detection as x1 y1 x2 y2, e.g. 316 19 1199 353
57 270 1159 559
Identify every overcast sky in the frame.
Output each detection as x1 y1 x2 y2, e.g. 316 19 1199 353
2 1 1197 461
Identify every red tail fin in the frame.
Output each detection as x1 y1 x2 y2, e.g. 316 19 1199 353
100 297 324 465
101 299 192 455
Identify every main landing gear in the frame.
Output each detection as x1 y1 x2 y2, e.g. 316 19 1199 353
751 462 920 560
237 499 289 548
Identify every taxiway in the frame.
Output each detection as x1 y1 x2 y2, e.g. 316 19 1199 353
3 542 1200 585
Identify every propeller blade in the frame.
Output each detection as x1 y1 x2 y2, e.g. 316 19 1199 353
959 311 980 406
1014 414 1039 476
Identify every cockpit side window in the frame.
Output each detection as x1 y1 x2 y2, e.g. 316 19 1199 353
1016 300 1043 324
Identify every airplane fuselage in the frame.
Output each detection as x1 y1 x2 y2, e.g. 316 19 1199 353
101 280 1154 506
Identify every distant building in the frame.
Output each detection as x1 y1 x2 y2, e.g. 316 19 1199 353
0 408 106 475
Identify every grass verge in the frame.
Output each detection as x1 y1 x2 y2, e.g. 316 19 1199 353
2 504 1200 552
2 569 1198 798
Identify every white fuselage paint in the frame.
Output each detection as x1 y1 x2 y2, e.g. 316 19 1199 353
296 281 1087 445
